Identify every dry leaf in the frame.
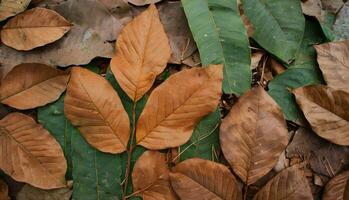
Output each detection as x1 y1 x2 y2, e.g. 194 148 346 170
170 158 242 200
220 86 288 185
0 63 69 109
111 4 171 101
17 184 72 200
301 0 323 18
132 150 177 200
250 52 264 70
1 7 72 51
128 0 162 6
64 67 130 154
323 170 349 200
315 40 349 93
0 179 9 200
293 85 349 146
253 165 313 200
0 0 31 22
136 65 223 150
0 112 67 189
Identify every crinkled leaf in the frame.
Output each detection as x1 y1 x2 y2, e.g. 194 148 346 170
323 170 349 200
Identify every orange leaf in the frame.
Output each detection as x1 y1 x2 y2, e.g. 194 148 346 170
0 63 70 110
64 67 130 154
110 4 171 101
0 113 67 189
323 170 349 200
136 65 223 150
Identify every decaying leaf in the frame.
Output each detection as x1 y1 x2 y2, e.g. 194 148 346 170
136 65 223 150
293 85 349 146
253 165 313 200
1 7 72 51
0 179 9 200
250 51 264 70
170 158 242 200
301 0 323 18
323 170 349 200
127 0 162 6
0 112 67 189
0 0 31 21
220 86 288 185
64 67 130 154
17 184 72 200
315 40 349 93
0 63 69 109
111 4 171 101
132 150 177 200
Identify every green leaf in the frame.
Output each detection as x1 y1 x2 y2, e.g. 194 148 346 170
242 0 305 63
268 19 325 122
182 0 251 95
179 109 221 162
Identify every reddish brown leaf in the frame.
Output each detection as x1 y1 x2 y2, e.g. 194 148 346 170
323 170 349 200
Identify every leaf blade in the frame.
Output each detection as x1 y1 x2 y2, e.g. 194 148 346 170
323 170 349 200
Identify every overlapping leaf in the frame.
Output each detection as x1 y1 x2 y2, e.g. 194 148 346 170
170 158 242 200
136 65 223 150
0 113 67 189
220 86 288 185
127 0 162 6
323 170 349 200
0 0 31 21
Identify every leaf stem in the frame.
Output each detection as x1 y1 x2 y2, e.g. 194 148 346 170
243 185 249 200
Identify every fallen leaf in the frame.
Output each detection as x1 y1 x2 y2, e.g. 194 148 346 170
332 2 349 41
170 158 242 200
250 52 264 70
132 150 177 200
253 165 313 200
321 0 344 13
293 85 349 146
128 0 162 6
0 179 9 200
315 40 349 93
17 184 72 200
220 86 288 185
0 0 31 21
0 112 67 189
1 7 72 51
323 170 349 200
0 63 69 109
136 65 223 150
64 67 130 154
111 4 171 101
301 0 323 18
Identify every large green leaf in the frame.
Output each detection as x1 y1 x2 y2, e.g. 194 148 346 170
182 0 251 95
179 109 221 162
268 19 325 122
242 0 305 63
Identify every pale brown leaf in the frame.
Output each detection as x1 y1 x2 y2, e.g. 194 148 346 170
0 113 67 189
136 65 223 150
253 165 313 200
0 63 69 109
323 170 349 200
315 40 349 93
110 4 171 101
293 85 349 146
0 179 9 200
127 0 163 6
64 67 130 154
170 158 242 200
17 184 72 200
0 0 31 21
220 86 288 185
1 7 72 50
132 150 177 200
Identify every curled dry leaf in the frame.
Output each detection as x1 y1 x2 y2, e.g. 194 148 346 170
0 63 70 109
323 170 349 200
111 4 171 101
132 150 177 200
127 0 163 6
1 7 71 51
0 112 67 189
220 86 288 185
0 0 31 21
0 179 9 200
293 85 349 146
17 184 72 200
253 165 313 200
315 40 349 93
64 67 130 154
136 65 223 150
170 158 242 200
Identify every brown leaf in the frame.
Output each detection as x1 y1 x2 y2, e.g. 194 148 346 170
301 0 323 18
323 170 349 200
0 112 67 189
136 65 223 150
293 85 349 146
0 0 31 22
0 179 9 200
220 86 288 185
64 67 130 154
0 63 69 109
250 52 264 70
253 165 313 200
1 7 72 51
170 158 242 200
315 40 349 93
17 184 72 200
128 0 163 6
111 4 171 101
132 150 177 200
